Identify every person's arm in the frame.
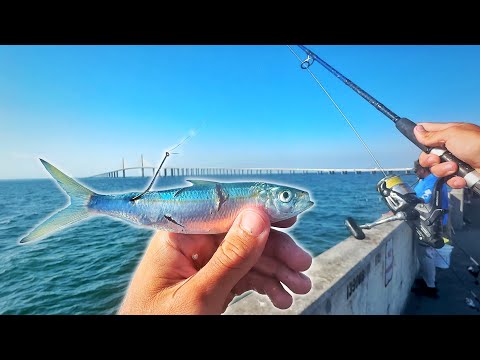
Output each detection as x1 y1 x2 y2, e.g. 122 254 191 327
414 122 480 189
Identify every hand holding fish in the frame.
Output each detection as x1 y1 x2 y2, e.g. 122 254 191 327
118 208 312 314
21 159 314 314
414 122 480 189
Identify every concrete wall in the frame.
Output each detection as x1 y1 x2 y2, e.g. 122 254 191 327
224 220 417 315
224 189 468 315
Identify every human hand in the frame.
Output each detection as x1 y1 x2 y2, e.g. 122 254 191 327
414 122 480 188
118 208 312 315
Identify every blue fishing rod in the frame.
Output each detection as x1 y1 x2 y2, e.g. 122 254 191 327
292 46 480 310
296 45 480 196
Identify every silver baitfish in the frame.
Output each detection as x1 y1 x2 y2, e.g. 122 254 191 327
20 159 314 243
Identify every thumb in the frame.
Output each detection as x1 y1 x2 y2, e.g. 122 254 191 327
192 208 270 301
414 124 449 147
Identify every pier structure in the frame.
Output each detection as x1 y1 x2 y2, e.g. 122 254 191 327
225 189 480 315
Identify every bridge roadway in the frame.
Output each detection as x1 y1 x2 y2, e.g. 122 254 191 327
90 167 414 178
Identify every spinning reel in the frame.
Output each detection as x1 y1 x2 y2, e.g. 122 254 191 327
345 175 448 249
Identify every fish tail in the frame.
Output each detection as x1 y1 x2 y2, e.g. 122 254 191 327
19 159 97 244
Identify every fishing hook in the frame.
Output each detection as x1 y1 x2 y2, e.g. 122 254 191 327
130 124 204 202
130 152 170 202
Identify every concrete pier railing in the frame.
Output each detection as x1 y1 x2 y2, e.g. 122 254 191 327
225 220 416 315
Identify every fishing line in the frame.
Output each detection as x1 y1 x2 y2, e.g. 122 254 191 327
169 120 206 153
286 45 387 177
289 45 480 309
169 132 194 153
294 45 480 195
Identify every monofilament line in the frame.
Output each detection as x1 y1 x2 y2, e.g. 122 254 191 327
287 45 387 177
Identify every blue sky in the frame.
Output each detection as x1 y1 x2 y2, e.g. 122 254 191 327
1 45 479 179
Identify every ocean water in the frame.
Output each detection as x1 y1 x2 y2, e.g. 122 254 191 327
0 173 416 314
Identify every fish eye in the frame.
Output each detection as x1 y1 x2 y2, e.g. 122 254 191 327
279 190 292 203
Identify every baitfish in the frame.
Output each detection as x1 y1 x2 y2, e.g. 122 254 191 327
20 159 314 243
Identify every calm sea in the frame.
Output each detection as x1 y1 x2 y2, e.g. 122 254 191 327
0 173 416 314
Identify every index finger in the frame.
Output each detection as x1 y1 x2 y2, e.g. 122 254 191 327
419 151 441 167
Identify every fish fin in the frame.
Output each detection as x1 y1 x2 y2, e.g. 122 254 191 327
174 180 217 197
186 180 218 187
19 159 97 244
39 159 96 203
20 206 91 244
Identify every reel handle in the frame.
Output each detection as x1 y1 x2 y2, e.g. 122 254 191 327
345 213 406 240
345 217 365 240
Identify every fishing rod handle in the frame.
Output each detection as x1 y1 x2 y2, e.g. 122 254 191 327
397 117 480 195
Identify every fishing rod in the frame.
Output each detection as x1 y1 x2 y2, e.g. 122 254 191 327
296 45 480 196
288 45 447 248
291 46 480 310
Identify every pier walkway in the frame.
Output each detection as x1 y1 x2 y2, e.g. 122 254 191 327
403 195 480 315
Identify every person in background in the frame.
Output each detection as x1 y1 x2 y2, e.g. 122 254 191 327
411 160 450 298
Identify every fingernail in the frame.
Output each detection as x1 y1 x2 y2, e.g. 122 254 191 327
299 272 310 281
426 155 436 164
239 210 267 237
415 125 426 132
